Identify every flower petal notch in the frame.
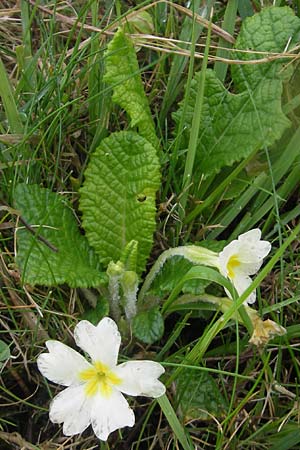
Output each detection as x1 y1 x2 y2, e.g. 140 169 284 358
37 317 165 441
219 229 271 305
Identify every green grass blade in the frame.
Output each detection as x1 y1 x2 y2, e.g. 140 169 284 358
214 0 238 83
0 58 23 134
207 172 268 240
179 5 213 220
184 148 258 226
159 0 203 124
242 164 300 233
270 430 300 450
157 394 193 450
19 0 36 91
88 1 111 147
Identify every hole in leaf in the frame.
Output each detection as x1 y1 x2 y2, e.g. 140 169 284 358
137 194 147 202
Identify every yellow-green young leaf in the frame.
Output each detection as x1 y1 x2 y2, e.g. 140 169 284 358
15 184 104 287
79 131 161 275
104 28 159 149
173 6 300 176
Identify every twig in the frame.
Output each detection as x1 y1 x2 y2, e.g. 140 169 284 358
27 0 235 53
0 255 49 340
18 216 58 253
0 431 37 450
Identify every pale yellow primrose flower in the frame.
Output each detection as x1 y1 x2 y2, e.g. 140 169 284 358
219 229 271 305
37 317 165 441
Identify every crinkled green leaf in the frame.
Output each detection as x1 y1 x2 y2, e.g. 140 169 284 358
232 7 300 91
104 28 159 149
80 131 161 275
175 71 289 176
120 240 138 272
176 369 228 420
15 184 104 287
132 307 164 344
173 6 300 176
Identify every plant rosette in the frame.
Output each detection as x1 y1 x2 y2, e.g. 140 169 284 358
37 317 165 441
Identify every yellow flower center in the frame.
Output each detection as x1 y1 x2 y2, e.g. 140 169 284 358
226 254 241 279
79 361 121 398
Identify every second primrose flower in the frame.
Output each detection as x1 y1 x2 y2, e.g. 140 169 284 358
219 228 271 305
37 317 165 441
143 228 272 306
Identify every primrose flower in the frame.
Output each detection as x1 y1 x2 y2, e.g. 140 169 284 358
219 229 271 305
37 317 165 441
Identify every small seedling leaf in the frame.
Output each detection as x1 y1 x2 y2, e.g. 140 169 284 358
132 307 164 344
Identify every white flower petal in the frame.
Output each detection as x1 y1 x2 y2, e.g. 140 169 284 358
74 318 121 366
219 241 238 277
236 260 263 276
49 385 91 435
115 360 166 398
238 228 261 243
233 273 256 305
91 389 135 441
237 242 271 265
254 240 272 259
245 291 256 305
219 229 271 286
37 341 91 386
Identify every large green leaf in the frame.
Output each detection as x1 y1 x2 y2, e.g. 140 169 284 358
104 28 159 149
79 131 161 275
176 368 228 420
173 6 300 177
232 7 300 91
15 184 104 287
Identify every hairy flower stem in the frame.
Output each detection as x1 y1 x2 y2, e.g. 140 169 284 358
107 261 124 321
137 246 219 305
121 271 139 321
